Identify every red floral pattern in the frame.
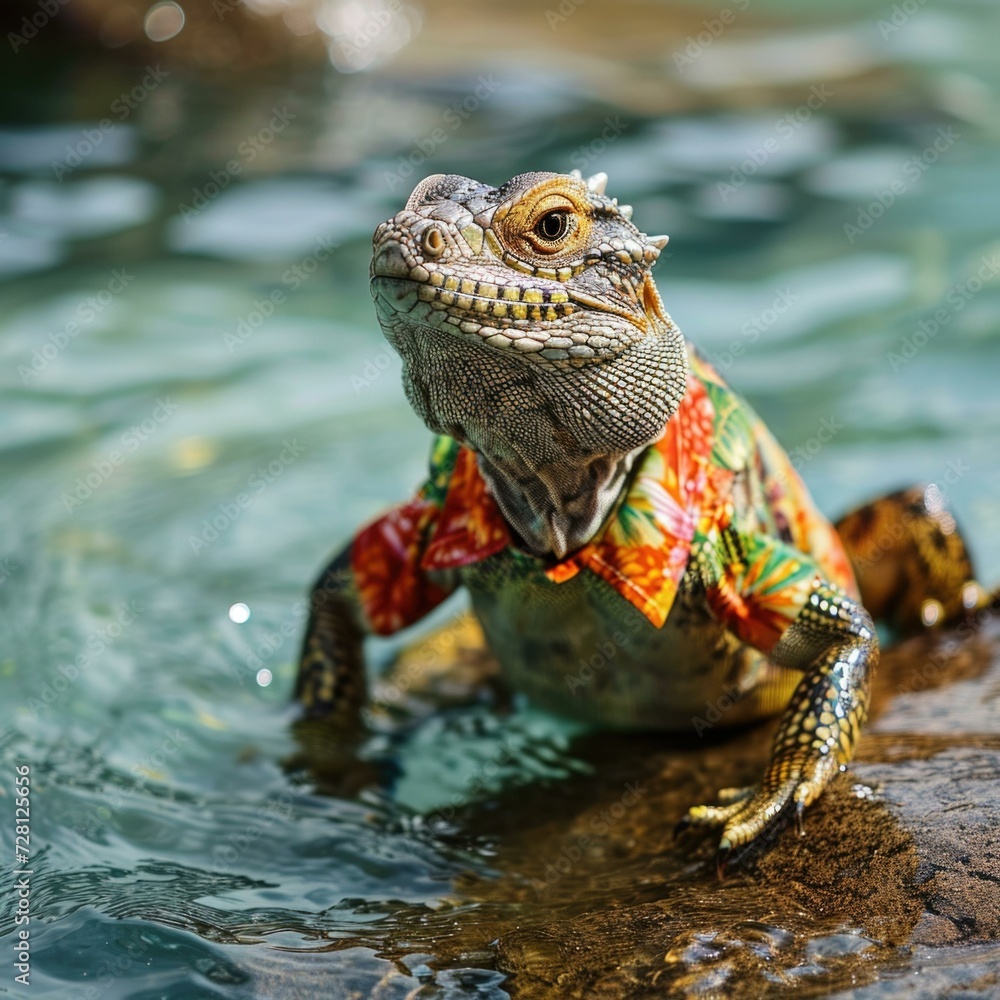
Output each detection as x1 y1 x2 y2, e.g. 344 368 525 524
422 448 509 570
351 496 453 635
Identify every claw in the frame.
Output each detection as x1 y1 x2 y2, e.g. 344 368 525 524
795 799 807 837
715 839 732 880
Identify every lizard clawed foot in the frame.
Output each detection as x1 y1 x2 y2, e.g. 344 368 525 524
679 749 842 872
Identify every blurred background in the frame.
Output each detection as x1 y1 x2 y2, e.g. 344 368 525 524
0 0 998 996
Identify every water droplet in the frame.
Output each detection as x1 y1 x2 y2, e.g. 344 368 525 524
229 602 251 623
144 2 185 42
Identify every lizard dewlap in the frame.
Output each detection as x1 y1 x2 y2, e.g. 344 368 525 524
298 170 985 864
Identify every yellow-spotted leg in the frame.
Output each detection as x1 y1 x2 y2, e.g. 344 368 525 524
295 546 369 726
290 547 385 794
680 581 877 872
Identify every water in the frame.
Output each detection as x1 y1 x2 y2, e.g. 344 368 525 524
1 1 999 996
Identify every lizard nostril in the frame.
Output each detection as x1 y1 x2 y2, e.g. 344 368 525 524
422 226 446 258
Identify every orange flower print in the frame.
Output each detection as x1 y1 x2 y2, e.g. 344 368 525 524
422 447 509 570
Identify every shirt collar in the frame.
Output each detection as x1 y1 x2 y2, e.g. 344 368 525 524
420 371 732 627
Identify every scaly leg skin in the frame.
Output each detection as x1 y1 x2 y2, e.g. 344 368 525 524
835 485 989 634
290 548 380 794
295 546 367 726
681 582 877 873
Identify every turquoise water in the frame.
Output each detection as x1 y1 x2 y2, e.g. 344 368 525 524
1 0 999 996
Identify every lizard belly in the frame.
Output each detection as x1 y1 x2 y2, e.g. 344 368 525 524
460 555 792 731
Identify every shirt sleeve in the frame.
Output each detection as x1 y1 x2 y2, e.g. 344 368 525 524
349 437 461 636
704 529 829 654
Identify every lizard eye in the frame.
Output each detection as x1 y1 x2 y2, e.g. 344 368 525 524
492 182 589 260
534 210 571 244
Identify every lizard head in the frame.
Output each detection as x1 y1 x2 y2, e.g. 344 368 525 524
369 171 687 466
371 170 675 363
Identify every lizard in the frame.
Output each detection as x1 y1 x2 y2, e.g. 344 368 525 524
295 169 988 866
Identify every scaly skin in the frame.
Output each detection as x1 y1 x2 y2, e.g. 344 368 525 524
297 170 988 867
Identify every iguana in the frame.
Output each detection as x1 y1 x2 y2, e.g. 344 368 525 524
296 170 986 865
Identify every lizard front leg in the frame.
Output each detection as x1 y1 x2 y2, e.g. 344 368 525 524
295 489 459 730
296 546 369 727
684 582 876 861
292 546 400 796
681 531 878 868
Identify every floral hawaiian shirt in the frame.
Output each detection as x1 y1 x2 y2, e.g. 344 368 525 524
349 351 858 653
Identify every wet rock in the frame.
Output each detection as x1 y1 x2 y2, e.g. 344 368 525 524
480 615 1000 997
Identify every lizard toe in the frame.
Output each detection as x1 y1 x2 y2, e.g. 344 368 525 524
716 776 798 853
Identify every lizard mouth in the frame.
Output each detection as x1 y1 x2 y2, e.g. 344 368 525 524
370 271 645 362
